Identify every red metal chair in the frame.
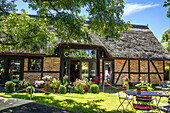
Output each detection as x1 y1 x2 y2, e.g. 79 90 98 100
133 96 154 112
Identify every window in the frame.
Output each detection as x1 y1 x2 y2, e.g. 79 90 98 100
29 58 42 71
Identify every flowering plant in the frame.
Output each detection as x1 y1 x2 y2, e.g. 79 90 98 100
122 76 130 82
73 79 86 94
50 78 61 88
18 79 30 88
63 75 72 92
42 75 52 82
35 80 44 88
84 78 92 88
63 75 68 84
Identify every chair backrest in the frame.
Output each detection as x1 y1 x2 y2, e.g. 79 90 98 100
136 96 154 103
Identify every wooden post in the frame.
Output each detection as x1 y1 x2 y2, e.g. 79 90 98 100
103 81 105 92
30 85 32 100
30 79 33 100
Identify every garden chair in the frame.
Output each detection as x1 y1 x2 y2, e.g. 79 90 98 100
117 88 134 111
133 96 154 112
156 96 170 113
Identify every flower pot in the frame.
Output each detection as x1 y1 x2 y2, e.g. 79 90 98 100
141 87 147 91
137 89 141 94
45 84 51 92
53 88 58 93
22 88 26 92
45 81 50 84
39 88 45 91
124 81 128 85
84 88 89 92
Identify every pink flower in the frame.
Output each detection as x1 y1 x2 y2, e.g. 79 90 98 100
75 87 77 89
122 78 124 81
129 80 130 82
125 77 128 79
68 85 71 88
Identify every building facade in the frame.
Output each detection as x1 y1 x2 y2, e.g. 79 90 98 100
0 25 169 86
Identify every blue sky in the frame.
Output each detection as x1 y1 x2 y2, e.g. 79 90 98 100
15 0 169 41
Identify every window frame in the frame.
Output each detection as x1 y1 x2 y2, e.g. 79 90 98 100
28 58 43 72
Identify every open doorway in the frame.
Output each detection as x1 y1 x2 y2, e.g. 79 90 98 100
70 60 80 82
104 61 112 84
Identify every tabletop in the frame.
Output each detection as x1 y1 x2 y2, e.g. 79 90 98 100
125 90 169 97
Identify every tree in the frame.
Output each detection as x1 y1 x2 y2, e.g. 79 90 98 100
161 0 170 46
0 0 130 54
163 0 170 18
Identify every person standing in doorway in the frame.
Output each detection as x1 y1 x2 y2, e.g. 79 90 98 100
106 71 111 82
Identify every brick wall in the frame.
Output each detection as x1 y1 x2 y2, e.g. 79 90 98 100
23 73 41 84
43 57 60 71
43 73 60 80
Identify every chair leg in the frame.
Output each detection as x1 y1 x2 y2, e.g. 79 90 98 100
126 99 134 110
117 99 125 111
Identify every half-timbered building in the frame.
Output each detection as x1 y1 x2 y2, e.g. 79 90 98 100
0 24 169 86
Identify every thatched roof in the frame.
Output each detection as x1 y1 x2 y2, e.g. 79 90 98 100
1 24 170 60
89 25 170 60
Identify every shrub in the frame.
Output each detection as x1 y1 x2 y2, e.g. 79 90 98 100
18 79 30 89
5 81 16 93
73 79 85 94
90 84 99 93
26 86 35 94
165 66 169 80
59 85 66 94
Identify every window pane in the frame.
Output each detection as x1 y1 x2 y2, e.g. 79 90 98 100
0 58 5 84
10 59 20 83
91 62 96 76
30 59 41 71
81 62 89 80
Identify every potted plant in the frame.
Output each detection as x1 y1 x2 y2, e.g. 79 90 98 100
50 78 61 93
63 75 72 93
35 80 45 91
73 79 85 94
84 78 92 92
136 87 141 94
18 79 30 92
42 75 52 84
122 76 130 85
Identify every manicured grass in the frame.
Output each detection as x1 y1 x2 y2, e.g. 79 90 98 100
0 91 169 113
0 92 133 113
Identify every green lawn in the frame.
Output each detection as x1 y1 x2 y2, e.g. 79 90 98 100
0 91 169 113
0 92 133 113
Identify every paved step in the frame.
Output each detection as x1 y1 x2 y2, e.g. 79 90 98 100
0 97 35 111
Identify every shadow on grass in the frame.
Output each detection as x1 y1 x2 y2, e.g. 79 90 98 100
10 93 133 113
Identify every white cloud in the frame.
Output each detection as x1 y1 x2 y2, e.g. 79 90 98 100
124 3 159 16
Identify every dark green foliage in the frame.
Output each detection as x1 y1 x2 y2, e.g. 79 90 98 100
4 81 16 93
18 79 30 89
163 0 170 18
165 66 169 80
26 86 35 94
0 0 130 54
90 84 99 93
59 85 66 94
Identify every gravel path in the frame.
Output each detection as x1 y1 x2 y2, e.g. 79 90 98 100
0 103 77 113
